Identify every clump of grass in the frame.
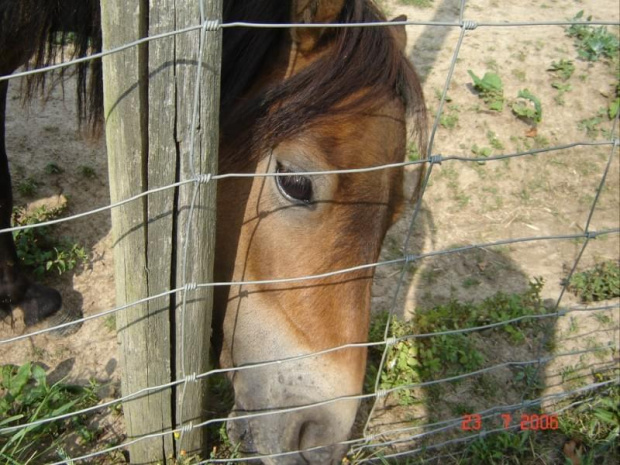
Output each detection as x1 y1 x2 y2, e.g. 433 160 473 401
465 430 535 464
78 165 97 179
0 362 99 463
558 383 620 464
548 59 575 81
44 163 64 175
16 178 40 197
440 112 459 130
367 279 548 406
12 205 88 277
567 261 620 302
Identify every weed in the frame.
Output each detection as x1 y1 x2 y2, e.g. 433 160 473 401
368 280 549 405
12 205 88 277
44 162 64 175
462 277 481 288
592 312 613 326
609 81 620 119
486 131 505 150
567 261 620 302
552 81 572 94
566 11 619 62
548 59 575 81
558 384 620 464
465 430 534 464
578 110 606 138
407 142 421 162
440 112 459 129
17 178 40 197
513 365 544 393
471 144 492 158
78 165 97 179
104 315 117 332
511 69 526 82
208 422 241 461
511 89 543 124
468 70 504 111
0 362 99 463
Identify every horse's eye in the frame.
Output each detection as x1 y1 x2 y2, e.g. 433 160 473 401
276 163 313 205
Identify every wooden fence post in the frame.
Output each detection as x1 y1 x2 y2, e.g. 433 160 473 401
100 0 221 461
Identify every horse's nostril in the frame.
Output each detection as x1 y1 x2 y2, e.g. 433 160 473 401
298 420 320 451
299 420 338 463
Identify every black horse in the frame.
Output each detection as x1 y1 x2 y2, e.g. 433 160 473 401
0 0 101 326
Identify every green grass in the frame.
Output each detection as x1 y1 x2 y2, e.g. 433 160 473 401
548 59 575 81
16 178 40 197
366 279 549 406
566 11 619 62
12 205 88 278
78 165 97 179
567 261 620 303
0 362 100 464
44 163 64 175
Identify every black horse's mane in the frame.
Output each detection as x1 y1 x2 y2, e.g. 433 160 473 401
0 0 102 132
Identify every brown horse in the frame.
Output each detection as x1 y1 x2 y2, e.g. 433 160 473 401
1 0 426 462
215 0 426 462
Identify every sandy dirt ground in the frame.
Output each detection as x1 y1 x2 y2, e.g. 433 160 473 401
0 0 618 463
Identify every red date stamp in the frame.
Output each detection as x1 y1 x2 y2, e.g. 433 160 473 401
461 413 559 431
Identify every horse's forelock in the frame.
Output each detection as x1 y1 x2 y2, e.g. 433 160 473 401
220 0 427 170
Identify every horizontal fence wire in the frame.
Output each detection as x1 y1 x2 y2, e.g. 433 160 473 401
1 228 618 346
0 139 615 235
43 376 620 465
2 302 616 435
1 0 619 463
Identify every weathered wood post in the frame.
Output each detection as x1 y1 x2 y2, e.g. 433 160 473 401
100 0 222 461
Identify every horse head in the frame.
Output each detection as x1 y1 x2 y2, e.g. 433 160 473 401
215 1 426 462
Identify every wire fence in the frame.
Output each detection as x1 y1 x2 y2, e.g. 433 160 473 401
0 0 619 463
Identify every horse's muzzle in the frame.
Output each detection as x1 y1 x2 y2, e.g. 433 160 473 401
227 399 354 464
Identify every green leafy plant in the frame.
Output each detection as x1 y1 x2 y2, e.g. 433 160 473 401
16 178 40 197
0 363 99 463
548 59 575 81
12 205 88 277
440 112 459 129
471 144 493 165
578 109 607 138
468 70 505 111
367 279 548 406
567 261 620 302
511 89 543 123
78 165 97 179
466 431 534 464
566 11 619 62
486 131 505 150
44 163 64 175
558 384 620 464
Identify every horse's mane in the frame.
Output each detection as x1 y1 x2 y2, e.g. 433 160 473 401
220 0 427 170
0 0 102 132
